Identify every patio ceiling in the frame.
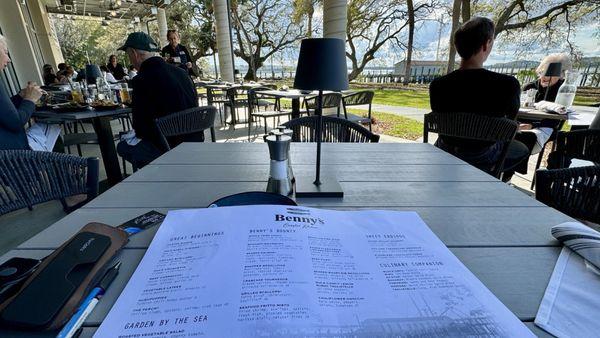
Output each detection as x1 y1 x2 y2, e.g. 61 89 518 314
42 0 171 20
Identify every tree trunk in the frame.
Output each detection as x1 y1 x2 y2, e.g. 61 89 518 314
307 8 314 38
243 59 262 81
348 67 362 82
403 0 414 85
461 0 470 22
447 0 461 73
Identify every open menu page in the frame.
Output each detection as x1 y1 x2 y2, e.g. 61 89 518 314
95 206 534 337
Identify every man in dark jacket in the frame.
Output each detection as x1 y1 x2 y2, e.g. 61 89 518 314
116 32 198 169
429 17 528 177
0 34 44 150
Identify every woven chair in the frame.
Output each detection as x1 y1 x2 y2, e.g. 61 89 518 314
339 91 375 131
247 87 292 139
304 93 342 116
423 112 518 178
536 165 600 224
155 106 217 151
282 116 380 143
547 129 600 169
0 150 99 215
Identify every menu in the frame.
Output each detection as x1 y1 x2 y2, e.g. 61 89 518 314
95 206 534 337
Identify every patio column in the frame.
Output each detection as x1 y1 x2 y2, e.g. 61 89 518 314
157 7 168 47
323 0 347 40
0 0 43 85
26 0 64 67
213 0 234 82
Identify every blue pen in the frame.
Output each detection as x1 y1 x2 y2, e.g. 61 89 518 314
57 262 121 338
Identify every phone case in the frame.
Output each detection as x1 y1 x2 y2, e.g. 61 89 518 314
0 223 128 330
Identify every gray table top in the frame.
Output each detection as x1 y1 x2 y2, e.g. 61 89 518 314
1 142 566 336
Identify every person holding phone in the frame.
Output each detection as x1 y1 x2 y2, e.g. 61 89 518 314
161 29 195 77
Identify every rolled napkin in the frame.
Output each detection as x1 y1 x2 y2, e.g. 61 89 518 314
552 222 600 269
535 100 567 114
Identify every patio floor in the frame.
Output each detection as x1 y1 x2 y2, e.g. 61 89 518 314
0 107 540 256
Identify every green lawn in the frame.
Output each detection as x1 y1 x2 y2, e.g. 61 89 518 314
347 108 423 141
351 87 431 109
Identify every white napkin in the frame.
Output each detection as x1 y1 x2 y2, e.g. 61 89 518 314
120 130 141 146
535 100 567 114
551 221 600 269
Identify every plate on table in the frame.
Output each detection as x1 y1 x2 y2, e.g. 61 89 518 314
91 100 121 111
50 102 89 113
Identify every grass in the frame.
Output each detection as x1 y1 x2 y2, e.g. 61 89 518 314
350 87 431 109
347 108 423 141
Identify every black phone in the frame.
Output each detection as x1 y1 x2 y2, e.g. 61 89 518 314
0 258 41 303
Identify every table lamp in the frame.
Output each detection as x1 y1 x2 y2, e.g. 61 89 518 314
293 38 348 198
543 62 562 102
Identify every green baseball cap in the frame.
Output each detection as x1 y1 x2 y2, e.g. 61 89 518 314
117 32 160 52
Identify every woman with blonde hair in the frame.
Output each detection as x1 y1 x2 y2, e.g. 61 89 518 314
523 53 572 103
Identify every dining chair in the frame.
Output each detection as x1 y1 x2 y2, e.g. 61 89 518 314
546 129 600 169
423 112 519 179
536 165 600 224
155 106 217 151
247 87 292 140
208 191 297 207
0 150 99 215
303 93 342 116
338 90 375 131
206 87 227 124
224 87 250 125
282 116 380 143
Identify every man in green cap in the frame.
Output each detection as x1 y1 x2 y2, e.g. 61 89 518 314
116 32 199 169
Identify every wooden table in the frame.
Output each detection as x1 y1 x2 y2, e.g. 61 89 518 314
34 107 131 186
1 143 569 337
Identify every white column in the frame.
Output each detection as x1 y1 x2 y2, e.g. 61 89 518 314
0 0 43 85
157 8 168 47
26 0 64 67
323 0 347 40
213 0 234 82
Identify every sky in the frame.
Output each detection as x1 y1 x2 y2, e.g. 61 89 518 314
402 18 600 66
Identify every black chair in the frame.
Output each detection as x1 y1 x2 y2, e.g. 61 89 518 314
208 191 297 207
206 87 227 124
0 150 99 215
224 87 250 125
304 93 342 116
339 90 375 131
282 116 380 143
155 106 217 151
536 165 600 224
247 87 292 139
423 112 518 179
547 129 600 169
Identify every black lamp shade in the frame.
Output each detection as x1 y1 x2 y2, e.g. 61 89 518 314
294 38 349 91
544 62 562 77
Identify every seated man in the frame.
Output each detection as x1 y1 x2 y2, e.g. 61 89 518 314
116 32 198 169
429 17 528 177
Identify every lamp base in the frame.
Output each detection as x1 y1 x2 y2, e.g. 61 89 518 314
295 176 344 198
